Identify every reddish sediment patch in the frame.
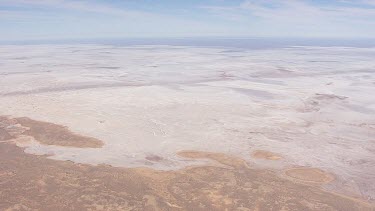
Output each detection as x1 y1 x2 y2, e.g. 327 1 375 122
285 167 335 184
0 128 12 141
178 150 249 168
251 150 283 160
14 117 103 148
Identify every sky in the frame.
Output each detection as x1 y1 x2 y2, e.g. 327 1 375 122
1 0 375 41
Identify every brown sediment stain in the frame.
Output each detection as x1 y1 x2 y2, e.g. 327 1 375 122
252 150 283 160
13 117 103 148
0 117 14 142
285 167 335 184
145 155 164 162
178 150 249 168
0 116 374 210
299 93 348 113
0 128 12 142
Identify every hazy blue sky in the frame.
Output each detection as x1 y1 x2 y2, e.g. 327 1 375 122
1 0 375 41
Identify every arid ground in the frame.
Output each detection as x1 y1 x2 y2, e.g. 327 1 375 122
0 45 374 210
0 116 373 210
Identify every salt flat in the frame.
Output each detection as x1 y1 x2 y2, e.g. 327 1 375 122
0 44 374 201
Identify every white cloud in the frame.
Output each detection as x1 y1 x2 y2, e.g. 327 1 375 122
205 0 375 23
0 0 155 18
1 0 375 39
200 0 375 37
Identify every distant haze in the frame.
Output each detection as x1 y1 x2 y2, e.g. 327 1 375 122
2 37 375 49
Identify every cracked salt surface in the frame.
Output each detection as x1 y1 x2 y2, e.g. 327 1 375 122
0 44 374 200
